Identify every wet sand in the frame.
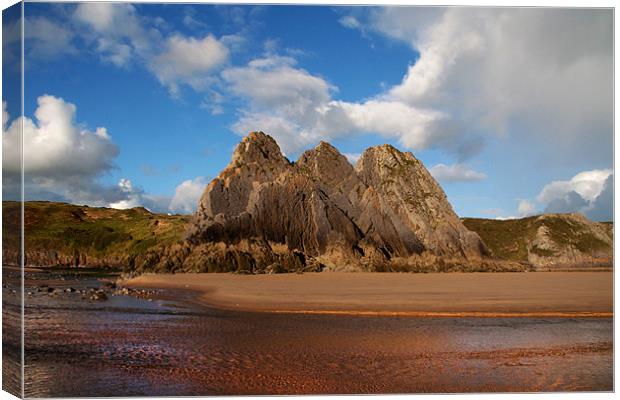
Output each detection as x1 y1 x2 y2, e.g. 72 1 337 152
5 268 613 396
125 272 613 317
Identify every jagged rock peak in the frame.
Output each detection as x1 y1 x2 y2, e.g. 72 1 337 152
296 139 356 179
315 140 341 153
355 143 425 188
357 143 420 167
230 131 290 168
177 131 491 273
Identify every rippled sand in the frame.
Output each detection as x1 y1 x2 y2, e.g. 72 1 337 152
3 268 613 396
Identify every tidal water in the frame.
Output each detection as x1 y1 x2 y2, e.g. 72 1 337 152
2 267 613 397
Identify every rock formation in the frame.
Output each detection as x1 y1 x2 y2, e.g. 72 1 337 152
142 131 498 273
521 213 612 269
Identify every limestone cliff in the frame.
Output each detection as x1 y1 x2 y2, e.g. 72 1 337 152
142 131 500 273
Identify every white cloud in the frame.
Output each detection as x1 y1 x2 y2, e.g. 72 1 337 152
223 56 332 112
222 56 335 153
74 3 123 31
537 169 612 204
339 16 361 29
4 16 76 62
365 8 612 163
73 3 229 95
109 197 142 210
1 97 176 213
2 96 206 215
169 177 209 214
223 55 459 156
95 38 133 67
107 178 174 213
429 163 487 182
517 199 536 217
118 178 134 193
73 3 156 67
26 17 77 59
150 34 229 95
3 95 118 180
537 169 613 221
223 8 609 165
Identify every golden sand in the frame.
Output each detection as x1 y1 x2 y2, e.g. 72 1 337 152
124 271 613 317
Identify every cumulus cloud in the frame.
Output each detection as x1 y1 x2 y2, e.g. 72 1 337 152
222 9 610 161
3 95 118 180
223 55 458 156
74 2 126 31
149 35 229 95
73 3 156 67
537 169 613 221
538 169 612 204
222 56 335 153
1 96 176 214
106 178 172 213
107 176 208 214
429 163 486 182
365 8 612 163
169 177 209 214
72 3 229 95
223 56 333 111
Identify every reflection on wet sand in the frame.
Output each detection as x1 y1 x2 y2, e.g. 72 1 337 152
3 267 613 396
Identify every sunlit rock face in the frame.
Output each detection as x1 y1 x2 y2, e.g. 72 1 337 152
151 131 490 273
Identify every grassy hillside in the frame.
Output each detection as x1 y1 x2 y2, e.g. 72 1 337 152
462 214 612 268
3 201 189 268
2 201 612 271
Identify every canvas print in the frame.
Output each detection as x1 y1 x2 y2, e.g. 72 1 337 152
2 2 614 397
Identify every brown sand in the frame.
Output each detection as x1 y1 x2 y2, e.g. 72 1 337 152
124 271 613 317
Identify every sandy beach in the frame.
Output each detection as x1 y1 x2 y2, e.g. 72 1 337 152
8 267 612 395
124 271 613 317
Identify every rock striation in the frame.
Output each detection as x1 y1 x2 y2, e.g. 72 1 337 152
140 131 503 273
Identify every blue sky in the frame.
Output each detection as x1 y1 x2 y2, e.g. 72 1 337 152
2 3 614 220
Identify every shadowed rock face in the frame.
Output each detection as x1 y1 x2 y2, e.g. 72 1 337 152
165 131 490 273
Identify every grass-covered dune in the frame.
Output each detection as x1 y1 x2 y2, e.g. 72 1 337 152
2 201 613 271
2 201 189 270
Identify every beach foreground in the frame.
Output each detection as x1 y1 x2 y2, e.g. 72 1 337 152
125 271 613 317
5 268 613 396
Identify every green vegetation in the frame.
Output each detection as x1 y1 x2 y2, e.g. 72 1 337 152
3 202 612 271
542 216 609 253
462 214 612 263
462 216 540 261
3 201 190 269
